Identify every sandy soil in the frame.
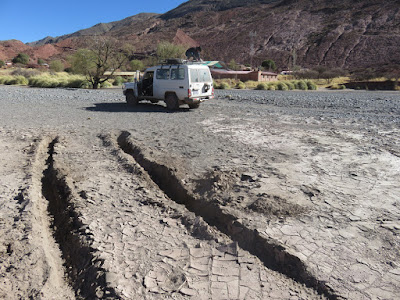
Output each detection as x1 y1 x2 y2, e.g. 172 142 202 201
0 86 399 299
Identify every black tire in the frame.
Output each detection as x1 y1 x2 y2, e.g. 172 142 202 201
165 93 179 110
188 103 200 109
126 90 138 106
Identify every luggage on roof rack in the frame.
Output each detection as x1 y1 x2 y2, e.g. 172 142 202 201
162 58 186 65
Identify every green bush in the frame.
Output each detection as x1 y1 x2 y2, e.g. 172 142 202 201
81 81 93 89
243 81 258 89
28 73 86 88
130 60 145 71
0 76 13 85
113 76 124 86
236 81 246 89
215 82 230 89
297 80 308 90
261 59 276 71
268 84 276 90
50 60 64 72
330 84 346 90
284 81 295 90
0 60 5 68
14 75 29 85
277 82 289 91
12 53 30 64
66 79 86 88
256 83 268 90
306 80 317 90
100 80 112 88
29 77 58 88
156 41 186 61
0 75 28 85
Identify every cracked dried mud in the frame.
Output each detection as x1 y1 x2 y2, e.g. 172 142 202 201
0 86 399 299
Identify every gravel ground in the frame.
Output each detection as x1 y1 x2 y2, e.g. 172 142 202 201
0 85 399 299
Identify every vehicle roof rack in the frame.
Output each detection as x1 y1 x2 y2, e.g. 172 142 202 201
162 58 186 65
161 58 205 65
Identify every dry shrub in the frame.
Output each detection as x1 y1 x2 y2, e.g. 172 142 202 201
28 72 87 88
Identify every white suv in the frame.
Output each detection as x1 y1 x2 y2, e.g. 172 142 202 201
123 59 214 110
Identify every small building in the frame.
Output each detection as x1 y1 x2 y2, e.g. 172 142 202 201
210 69 278 82
103 71 138 80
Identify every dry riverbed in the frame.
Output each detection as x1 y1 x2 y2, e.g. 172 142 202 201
0 86 399 299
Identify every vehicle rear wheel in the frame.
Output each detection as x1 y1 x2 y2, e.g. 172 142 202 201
188 103 200 109
165 93 179 110
126 91 138 106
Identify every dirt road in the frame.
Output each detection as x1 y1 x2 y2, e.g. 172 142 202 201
0 86 399 299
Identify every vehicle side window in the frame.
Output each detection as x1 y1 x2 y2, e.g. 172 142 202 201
156 69 170 80
143 71 153 80
171 68 185 80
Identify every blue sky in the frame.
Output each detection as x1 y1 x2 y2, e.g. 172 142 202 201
0 0 187 43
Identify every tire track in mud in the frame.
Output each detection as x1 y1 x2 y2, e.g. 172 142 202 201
116 130 340 300
6 136 76 299
40 137 120 299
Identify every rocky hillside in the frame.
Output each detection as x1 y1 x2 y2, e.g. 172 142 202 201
27 13 159 47
2 0 400 70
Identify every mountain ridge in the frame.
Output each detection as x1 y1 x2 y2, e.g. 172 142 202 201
1 0 400 70
26 13 159 47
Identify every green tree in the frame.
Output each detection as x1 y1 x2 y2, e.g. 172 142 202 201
142 56 158 68
37 58 46 65
351 68 376 81
130 59 145 71
69 36 132 89
49 60 64 72
261 59 276 71
228 59 240 71
289 49 298 70
156 42 185 61
12 53 30 64
0 60 5 68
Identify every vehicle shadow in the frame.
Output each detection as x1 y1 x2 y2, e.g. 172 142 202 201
85 102 190 113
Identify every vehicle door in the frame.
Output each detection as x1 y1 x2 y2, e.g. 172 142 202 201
153 67 171 99
189 67 213 98
169 66 187 100
139 71 154 98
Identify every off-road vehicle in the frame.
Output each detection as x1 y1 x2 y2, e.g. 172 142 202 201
123 59 214 110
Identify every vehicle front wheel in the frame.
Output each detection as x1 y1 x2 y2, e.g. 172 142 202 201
165 93 179 110
126 91 138 106
188 103 200 109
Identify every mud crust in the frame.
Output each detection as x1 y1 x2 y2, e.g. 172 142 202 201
41 138 121 299
116 130 341 300
98 132 218 242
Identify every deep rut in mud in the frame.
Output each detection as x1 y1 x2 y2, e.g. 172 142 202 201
116 131 340 300
41 137 120 299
